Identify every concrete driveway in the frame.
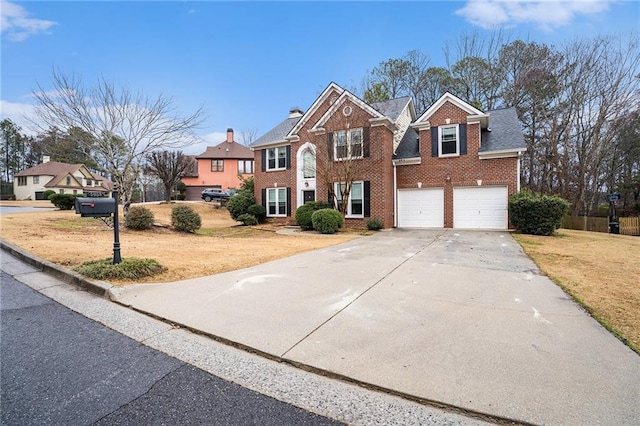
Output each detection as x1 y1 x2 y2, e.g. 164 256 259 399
111 229 640 425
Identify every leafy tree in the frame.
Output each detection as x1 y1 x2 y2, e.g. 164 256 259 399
0 119 26 188
146 150 188 202
363 82 390 104
31 69 205 216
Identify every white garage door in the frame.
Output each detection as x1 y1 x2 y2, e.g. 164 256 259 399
454 186 508 229
397 188 444 228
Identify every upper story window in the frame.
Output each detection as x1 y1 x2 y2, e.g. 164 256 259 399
33 176 39 184
211 159 224 172
439 125 459 156
17 176 27 186
334 128 363 160
267 146 287 170
302 149 315 179
238 160 254 174
66 176 71 185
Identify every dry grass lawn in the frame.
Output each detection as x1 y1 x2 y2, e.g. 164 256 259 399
514 229 640 353
0 201 355 285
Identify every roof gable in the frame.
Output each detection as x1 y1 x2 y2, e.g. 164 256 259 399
311 89 384 131
371 96 416 122
415 92 484 124
287 82 345 137
197 140 253 159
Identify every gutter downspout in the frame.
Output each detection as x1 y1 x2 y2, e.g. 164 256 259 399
393 161 398 228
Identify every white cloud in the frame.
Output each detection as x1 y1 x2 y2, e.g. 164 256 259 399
0 99 38 135
183 131 226 156
0 0 58 42
455 0 613 31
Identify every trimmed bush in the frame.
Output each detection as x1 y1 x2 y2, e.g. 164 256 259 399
367 217 384 231
176 194 186 201
237 213 258 226
50 193 79 210
311 208 344 234
295 201 331 230
125 206 155 230
171 205 202 233
247 204 266 223
508 190 570 236
227 192 255 220
74 257 166 280
43 189 56 200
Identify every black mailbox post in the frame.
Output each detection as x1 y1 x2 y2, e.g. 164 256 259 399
75 197 116 217
74 185 122 264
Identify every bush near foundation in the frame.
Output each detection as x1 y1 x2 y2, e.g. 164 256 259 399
509 190 569 236
247 204 266 224
295 201 331 230
311 208 344 234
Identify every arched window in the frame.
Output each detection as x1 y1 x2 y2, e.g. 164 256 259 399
302 149 315 179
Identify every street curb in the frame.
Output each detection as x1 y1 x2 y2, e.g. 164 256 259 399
0 239 113 297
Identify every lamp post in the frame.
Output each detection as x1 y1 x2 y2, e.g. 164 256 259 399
112 184 122 264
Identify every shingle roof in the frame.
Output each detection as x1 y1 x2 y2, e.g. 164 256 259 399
393 127 420 159
371 97 412 122
480 107 526 153
14 161 110 191
197 140 253 159
251 117 301 148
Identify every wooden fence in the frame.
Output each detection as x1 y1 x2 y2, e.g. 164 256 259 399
561 216 640 236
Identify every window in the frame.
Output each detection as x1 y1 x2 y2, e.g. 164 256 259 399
86 180 93 186
335 181 364 217
17 176 27 186
439 125 459 156
267 147 287 170
33 176 39 184
238 160 254 174
66 176 71 185
266 187 287 216
211 160 224 172
334 128 363 160
302 149 315 179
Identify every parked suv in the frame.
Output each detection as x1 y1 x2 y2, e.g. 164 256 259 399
201 188 231 202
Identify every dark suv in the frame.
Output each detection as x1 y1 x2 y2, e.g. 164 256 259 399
201 188 231 202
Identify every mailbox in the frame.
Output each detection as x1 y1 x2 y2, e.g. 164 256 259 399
75 197 116 218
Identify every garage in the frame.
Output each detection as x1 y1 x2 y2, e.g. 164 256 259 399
397 188 444 227
453 186 508 229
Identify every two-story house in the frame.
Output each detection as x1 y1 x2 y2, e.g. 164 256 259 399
13 157 112 200
251 83 525 229
182 128 254 200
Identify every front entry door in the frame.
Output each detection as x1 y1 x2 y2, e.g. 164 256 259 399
303 190 315 204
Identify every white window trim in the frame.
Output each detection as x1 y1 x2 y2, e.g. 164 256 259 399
438 124 460 158
267 147 287 171
266 187 287 217
334 181 364 218
334 128 363 161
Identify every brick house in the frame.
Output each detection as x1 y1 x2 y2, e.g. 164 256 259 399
181 128 254 200
251 83 525 229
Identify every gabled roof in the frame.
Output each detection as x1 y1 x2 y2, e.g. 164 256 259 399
311 89 385 131
197 140 253 159
480 107 526 153
414 92 488 129
371 96 414 122
15 161 110 191
393 127 420 159
251 117 301 148
286 82 344 137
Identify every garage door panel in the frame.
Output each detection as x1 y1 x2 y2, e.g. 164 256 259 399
454 187 507 229
398 189 444 228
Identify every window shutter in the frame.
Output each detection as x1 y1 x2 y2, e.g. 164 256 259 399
261 188 266 208
364 181 371 217
286 187 292 216
459 124 467 155
431 127 438 157
261 150 266 172
363 127 370 158
328 190 333 209
286 145 291 169
327 132 334 160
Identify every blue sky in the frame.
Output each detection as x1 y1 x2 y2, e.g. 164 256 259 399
1 0 638 155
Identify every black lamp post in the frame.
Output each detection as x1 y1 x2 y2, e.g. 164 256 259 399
112 184 122 264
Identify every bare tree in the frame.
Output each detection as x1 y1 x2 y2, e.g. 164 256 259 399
146 150 189 202
30 69 205 214
239 128 259 146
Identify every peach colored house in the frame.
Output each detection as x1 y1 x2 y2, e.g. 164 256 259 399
182 129 254 200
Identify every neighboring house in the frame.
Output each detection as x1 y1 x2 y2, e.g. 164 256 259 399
13 157 112 200
181 128 254 200
251 82 526 229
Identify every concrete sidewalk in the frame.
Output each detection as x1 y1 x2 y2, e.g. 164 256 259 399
110 229 640 425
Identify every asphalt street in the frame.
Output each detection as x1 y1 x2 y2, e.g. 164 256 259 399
0 272 340 426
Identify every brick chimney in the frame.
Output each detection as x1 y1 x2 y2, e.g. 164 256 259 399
42 155 50 163
289 107 304 118
226 128 234 143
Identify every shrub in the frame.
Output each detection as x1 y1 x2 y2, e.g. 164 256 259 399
227 176 256 221
43 189 56 200
176 194 186 201
237 213 258 226
508 190 570 236
295 201 331 230
74 257 166 280
125 206 155 230
311 208 344 234
171 205 202 233
175 181 187 193
247 204 266 223
50 193 79 210
367 217 384 231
